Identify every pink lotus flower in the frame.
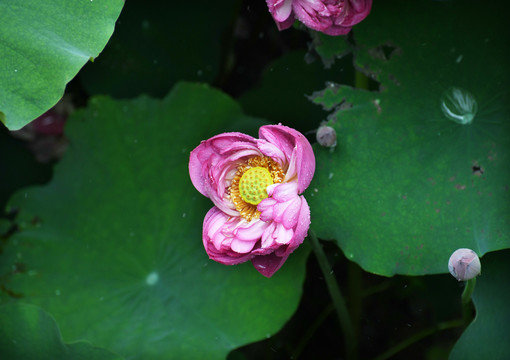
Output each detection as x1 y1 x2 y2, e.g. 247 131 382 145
266 0 372 36
189 125 315 277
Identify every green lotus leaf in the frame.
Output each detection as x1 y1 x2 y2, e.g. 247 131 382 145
0 82 309 359
308 0 510 275
0 0 124 130
0 303 123 360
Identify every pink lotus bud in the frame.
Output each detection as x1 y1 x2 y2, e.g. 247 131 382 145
316 125 337 147
266 0 372 36
448 248 481 281
189 125 315 277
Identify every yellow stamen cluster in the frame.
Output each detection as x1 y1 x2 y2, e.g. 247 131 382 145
229 156 285 222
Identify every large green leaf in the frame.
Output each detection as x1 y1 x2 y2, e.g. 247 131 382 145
449 250 510 359
0 303 122 360
0 82 309 359
0 0 124 130
308 0 510 275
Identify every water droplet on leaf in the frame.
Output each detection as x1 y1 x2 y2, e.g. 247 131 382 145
440 87 477 125
145 271 159 286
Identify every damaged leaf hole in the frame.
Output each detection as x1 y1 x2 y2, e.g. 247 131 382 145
369 42 401 62
353 67 381 91
472 164 484 176
365 42 402 87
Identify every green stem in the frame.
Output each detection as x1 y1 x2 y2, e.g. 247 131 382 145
461 278 476 305
308 230 357 360
461 278 476 324
372 319 464 360
355 70 369 89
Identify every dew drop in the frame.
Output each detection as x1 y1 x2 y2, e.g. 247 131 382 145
145 271 159 286
440 87 477 125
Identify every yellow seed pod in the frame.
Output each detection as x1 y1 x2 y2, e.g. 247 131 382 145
239 167 273 205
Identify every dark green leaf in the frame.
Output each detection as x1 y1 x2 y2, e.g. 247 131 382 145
308 0 510 275
1 82 309 359
312 32 352 67
0 303 122 360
